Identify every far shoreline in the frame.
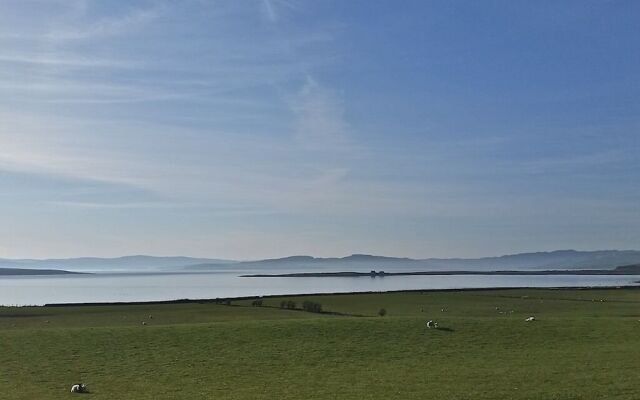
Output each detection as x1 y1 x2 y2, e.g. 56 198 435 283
27 284 640 308
0 268 86 276
241 267 640 278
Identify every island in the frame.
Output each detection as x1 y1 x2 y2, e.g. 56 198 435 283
241 264 640 278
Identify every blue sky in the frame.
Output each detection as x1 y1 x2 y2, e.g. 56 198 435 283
0 0 638 259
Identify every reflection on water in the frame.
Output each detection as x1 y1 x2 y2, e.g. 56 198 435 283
0 271 638 306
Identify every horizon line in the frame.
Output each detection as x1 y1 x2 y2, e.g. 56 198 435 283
2 248 639 262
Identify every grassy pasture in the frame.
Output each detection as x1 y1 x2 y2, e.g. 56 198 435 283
1 288 639 399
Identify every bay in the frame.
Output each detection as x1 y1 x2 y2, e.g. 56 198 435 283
0 271 639 306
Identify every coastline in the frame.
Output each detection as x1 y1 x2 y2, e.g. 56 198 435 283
36 284 640 308
241 268 640 278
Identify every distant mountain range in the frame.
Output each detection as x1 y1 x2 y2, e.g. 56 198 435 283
187 250 640 272
2 250 640 273
0 255 233 272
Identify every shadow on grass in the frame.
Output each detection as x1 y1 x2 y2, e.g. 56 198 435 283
423 327 454 334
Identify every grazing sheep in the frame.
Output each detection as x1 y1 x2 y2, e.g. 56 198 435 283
141 321 147 326
148 315 153 319
525 316 535 322
426 320 439 329
70 383 87 393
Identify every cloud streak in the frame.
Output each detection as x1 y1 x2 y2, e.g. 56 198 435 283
0 54 137 68
291 76 353 151
45 6 161 41
262 0 278 23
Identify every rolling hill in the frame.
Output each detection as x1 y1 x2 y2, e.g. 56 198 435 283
0 256 234 272
3 250 640 273
186 250 640 272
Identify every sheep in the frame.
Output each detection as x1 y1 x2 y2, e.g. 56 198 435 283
426 320 439 329
70 383 87 393
141 321 147 326
525 316 535 322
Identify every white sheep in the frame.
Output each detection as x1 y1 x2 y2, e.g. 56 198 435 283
525 316 535 322
70 383 87 393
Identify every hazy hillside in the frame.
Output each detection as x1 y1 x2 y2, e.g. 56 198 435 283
0 256 234 272
186 250 640 272
418 250 640 271
3 250 640 273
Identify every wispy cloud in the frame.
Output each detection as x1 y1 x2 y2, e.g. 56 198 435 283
45 5 162 41
0 54 137 69
47 201 180 209
291 76 353 151
513 150 630 175
262 0 278 23
0 2 432 221
261 0 298 23
46 200 276 217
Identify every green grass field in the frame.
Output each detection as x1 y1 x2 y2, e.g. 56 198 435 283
1 288 639 399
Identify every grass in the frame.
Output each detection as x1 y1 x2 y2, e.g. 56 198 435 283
1 288 639 399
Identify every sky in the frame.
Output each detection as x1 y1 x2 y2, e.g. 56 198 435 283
0 0 638 260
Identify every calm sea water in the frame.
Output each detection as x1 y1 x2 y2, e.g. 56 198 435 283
1 271 638 306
